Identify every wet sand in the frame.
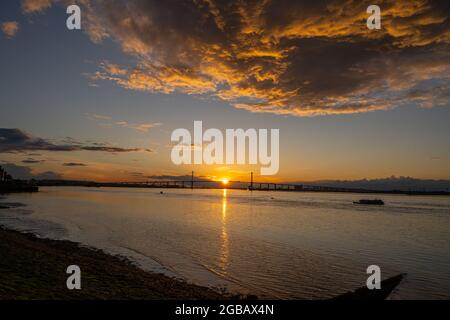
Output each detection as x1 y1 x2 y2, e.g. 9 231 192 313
0 226 228 300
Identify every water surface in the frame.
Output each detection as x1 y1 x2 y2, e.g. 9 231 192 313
1 187 449 299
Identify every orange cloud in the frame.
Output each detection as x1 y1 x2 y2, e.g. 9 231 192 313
1 21 19 38
21 0 52 13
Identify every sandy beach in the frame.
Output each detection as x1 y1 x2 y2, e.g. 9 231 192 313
0 226 229 300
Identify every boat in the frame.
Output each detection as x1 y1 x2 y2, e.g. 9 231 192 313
353 199 384 205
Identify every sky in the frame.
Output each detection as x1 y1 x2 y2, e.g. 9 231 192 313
0 0 449 183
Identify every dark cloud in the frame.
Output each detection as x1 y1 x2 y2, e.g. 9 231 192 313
302 176 450 192
0 163 63 180
0 128 74 152
22 158 44 164
0 163 34 179
34 171 63 180
0 128 153 153
19 0 450 116
63 162 88 167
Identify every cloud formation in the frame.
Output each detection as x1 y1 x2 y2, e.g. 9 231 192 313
86 113 162 132
63 162 87 167
1 21 19 38
0 163 63 180
0 128 152 153
21 0 53 13
23 0 450 116
22 158 45 164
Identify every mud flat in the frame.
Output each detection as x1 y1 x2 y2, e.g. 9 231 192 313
0 226 229 300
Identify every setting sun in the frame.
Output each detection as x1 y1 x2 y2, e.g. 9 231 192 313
221 179 229 185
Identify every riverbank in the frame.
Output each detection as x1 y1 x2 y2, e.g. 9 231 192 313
0 226 229 300
0 181 38 194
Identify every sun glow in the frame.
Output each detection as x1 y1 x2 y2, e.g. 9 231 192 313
221 178 229 185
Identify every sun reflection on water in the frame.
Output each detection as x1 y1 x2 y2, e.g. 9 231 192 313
219 188 229 273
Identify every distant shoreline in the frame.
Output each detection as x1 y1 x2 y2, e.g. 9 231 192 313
0 181 38 194
0 226 232 300
33 180 450 196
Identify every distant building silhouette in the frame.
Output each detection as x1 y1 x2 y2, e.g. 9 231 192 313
0 166 5 181
0 165 38 192
0 166 13 182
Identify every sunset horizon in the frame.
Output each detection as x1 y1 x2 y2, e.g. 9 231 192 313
1 0 449 184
